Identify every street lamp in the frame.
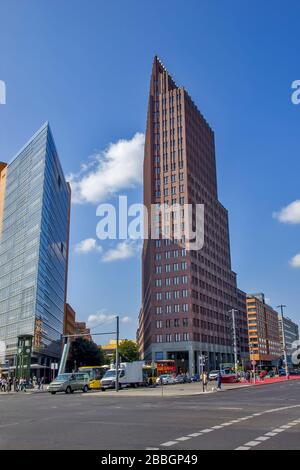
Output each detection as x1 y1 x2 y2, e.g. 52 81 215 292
228 309 239 374
277 305 289 380
249 346 256 384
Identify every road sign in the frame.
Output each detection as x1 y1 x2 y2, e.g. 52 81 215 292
251 360 257 366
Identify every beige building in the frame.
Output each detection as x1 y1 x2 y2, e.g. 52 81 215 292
246 293 282 366
64 303 76 337
74 321 92 341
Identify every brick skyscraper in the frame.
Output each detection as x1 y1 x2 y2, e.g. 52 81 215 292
138 57 249 373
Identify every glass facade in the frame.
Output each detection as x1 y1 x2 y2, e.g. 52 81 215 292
0 123 70 362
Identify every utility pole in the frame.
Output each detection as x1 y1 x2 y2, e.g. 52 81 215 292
115 316 119 392
277 305 289 380
229 309 239 374
199 354 205 392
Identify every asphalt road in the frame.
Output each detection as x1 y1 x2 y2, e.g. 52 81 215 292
0 381 300 450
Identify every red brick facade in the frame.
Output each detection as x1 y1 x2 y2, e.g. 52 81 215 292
138 57 249 373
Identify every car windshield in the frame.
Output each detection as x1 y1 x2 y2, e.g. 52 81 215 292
103 370 118 378
55 374 71 381
79 368 92 376
210 370 219 374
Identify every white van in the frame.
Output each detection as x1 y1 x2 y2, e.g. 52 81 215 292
101 361 145 390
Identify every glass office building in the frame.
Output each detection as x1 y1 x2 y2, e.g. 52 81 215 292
0 123 70 368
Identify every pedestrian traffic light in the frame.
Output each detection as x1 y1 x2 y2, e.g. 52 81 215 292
15 335 33 380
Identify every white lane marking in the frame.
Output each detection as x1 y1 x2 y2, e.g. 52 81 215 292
157 403 300 449
0 422 19 428
161 441 177 447
244 441 261 447
146 447 160 450
218 407 243 411
235 420 300 450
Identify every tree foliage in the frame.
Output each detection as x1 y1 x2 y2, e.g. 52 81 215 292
113 340 140 362
70 337 106 367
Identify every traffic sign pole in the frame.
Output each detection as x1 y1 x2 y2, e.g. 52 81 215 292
251 360 256 384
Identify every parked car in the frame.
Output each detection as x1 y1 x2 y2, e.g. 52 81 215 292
190 374 200 382
208 370 220 381
156 374 175 385
279 369 299 377
48 373 90 395
175 374 185 384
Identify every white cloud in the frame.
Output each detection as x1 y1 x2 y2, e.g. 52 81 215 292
121 316 132 324
273 200 300 224
290 253 300 268
87 312 132 328
68 132 145 204
101 240 140 263
74 238 102 254
87 312 116 328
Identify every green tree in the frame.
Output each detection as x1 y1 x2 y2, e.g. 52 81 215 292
70 337 105 367
113 340 140 362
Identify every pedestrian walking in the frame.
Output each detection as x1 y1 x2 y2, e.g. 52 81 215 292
40 376 44 390
20 378 27 392
1 378 7 392
217 371 222 390
14 377 19 392
203 372 208 392
8 376 13 392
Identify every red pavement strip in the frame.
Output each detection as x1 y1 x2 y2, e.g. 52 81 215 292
235 376 300 387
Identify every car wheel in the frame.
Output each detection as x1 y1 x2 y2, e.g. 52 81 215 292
65 386 71 394
51 392 56 395
101 388 105 392
83 385 88 393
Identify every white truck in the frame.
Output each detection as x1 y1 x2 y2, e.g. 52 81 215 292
101 361 145 390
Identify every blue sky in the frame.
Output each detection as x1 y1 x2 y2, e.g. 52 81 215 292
1 0 300 341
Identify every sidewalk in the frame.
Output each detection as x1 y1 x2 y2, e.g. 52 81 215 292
2 376 299 398
84 382 251 398
0 386 48 395
84 376 300 398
